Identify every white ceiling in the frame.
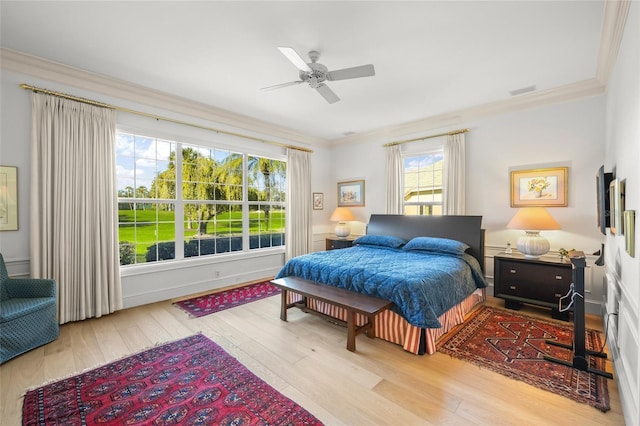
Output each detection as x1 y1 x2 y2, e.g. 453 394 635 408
1 1 605 143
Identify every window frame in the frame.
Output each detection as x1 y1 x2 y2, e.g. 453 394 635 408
402 145 444 216
116 128 286 267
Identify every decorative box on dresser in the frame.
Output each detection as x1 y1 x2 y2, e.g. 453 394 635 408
493 253 572 320
325 236 356 251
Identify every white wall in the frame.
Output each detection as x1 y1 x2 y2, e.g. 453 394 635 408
329 95 608 312
604 2 640 423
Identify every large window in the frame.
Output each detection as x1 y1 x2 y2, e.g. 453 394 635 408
116 132 285 265
403 151 443 216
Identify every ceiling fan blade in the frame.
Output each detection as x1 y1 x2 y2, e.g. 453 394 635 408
316 83 340 104
327 64 375 81
277 46 312 72
260 80 304 91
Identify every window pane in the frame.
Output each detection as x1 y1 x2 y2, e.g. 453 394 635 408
249 203 285 249
246 155 286 249
182 144 218 201
117 202 175 264
183 203 243 257
403 152 443 216
215 205 232 236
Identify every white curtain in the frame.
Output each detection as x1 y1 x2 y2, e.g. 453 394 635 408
285 148 312 259
30 93 122 324
442 133 466 215
385 144 404 214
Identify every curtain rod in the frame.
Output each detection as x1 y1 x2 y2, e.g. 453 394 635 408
383 128 470 147
19 83 313 153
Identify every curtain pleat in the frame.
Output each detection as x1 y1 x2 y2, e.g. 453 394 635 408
442 133 466 215
285 149 312 260
385 145 404 214
30 93 122 324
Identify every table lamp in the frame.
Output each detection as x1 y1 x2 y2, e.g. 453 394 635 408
507 207 561 258
330 207 356 238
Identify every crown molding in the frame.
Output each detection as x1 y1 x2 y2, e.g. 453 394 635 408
330 78 606 146
0 48 328 148
596 0 632 84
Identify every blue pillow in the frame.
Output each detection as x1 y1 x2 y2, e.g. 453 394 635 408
403 237 469 255
353 235 407 249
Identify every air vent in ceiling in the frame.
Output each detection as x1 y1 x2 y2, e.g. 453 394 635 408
509 85 537 96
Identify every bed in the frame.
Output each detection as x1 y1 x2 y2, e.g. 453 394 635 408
275 214 488 354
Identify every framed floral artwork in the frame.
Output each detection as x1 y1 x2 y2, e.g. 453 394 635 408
313 192 323 210
510 167 568 207
337 180 365 207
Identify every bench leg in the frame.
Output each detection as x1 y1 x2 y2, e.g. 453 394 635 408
366 315 376 339
280 290 288 322
346 310 356 352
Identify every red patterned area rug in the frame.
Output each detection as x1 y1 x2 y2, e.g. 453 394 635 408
22 334 322 425
437 306 610 412
174 281 280 318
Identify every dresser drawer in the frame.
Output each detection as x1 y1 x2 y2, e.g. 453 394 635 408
326 238 354 250
499 260 571 285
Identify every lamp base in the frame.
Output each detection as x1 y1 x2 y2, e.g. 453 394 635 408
334 222 351 238
516 231 550 258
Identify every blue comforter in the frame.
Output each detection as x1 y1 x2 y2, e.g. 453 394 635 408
275 245 487 328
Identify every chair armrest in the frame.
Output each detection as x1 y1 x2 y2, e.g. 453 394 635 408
4 278 57 298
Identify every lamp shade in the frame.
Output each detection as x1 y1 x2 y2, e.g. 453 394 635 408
330 207 355 238
330 207 355 222
507 207 561 258
507 207 561 231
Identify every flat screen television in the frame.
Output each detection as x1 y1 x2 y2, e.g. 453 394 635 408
596 165 614 235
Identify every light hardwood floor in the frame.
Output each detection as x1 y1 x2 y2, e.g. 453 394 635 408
0 288 625 425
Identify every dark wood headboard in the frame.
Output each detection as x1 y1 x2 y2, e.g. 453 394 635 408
366 214 485 271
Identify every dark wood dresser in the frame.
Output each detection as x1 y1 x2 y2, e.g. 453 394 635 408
494 253 572 320
325 236 356 251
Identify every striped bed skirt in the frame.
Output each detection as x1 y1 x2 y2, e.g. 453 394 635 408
286 288 485 354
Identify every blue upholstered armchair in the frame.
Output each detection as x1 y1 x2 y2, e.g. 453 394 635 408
0 253 59 364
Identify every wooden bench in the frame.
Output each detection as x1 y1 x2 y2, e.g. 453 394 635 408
271 276 393 352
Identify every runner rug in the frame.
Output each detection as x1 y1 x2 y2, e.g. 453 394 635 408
437 306 610 412
22 334 323 425
174 281 280 318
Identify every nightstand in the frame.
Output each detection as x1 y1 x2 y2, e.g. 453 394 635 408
325 236 356 251
494 253 572 320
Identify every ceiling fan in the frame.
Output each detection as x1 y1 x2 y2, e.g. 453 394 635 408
261 47 375 104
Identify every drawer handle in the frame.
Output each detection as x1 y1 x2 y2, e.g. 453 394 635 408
555 275 563 280
555 293 562 297
510 269 517 274
509 285 516 290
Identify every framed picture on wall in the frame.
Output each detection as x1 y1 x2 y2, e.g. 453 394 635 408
610 179 625 235
313 192 323 210
0 165 18 231
337 180 365 207
510 167 568 207
624 210 635 257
